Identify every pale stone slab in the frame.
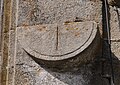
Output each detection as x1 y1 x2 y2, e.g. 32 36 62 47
5 0 105 85
17 21 98 60
16 21 101 72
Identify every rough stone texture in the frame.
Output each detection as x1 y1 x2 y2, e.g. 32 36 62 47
17 21 98 58
6 0 103 85
108 5 120 85
17 0 102 27
13 38 104 85
1 0 13 85
0 0 3 84
0 52 1 84
108 0 120 7
0 0 3 49
8 30 16 85
4 0 120 85
110 6 120 59
7 0 18 84
17 21 100 72
14 42 93 85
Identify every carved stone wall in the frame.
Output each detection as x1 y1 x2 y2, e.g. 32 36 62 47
1 0 120 85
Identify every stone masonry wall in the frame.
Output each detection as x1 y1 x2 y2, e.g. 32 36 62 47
1 0 120 85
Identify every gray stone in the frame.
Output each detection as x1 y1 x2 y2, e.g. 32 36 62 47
17 21 98 59
108 0 120 7
3 0 116 85
17 0 102 26
17 21 101 71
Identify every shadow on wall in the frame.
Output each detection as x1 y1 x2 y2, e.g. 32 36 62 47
27 49 120 85
27 1 120 85
110 0 120 7
23 0 120 85
25 29 103 85
28 51 103 85
89 53 120 85
48 53 120 85
111 53 120 85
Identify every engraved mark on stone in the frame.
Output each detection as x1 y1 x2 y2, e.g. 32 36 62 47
17 21 98 59
56 26 59 50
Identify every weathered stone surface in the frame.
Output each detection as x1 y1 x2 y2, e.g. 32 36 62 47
17 21 98 59
0 0 3 49
108 0 120 7
14 44 94 85
17 0 102 26
0 0 3 83
17 21 100 71
1 0 13 85
110 6 120 59
4 0 120 85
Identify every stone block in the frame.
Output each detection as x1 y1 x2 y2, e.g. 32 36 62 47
17 21 101 72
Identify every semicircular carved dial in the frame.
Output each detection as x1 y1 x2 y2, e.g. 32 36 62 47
17 21 97 59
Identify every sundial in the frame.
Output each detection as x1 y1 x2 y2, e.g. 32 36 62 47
16 0 101 70
17 21 98 61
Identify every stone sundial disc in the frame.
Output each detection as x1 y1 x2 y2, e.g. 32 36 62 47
17 21 98 61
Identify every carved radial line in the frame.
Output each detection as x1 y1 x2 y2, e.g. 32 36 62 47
56 26 59 50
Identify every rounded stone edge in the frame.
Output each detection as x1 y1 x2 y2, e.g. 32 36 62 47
22 21 98 61
26 25 101 72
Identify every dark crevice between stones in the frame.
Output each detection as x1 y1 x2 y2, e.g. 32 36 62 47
109 0 120 8
96 0 120 85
